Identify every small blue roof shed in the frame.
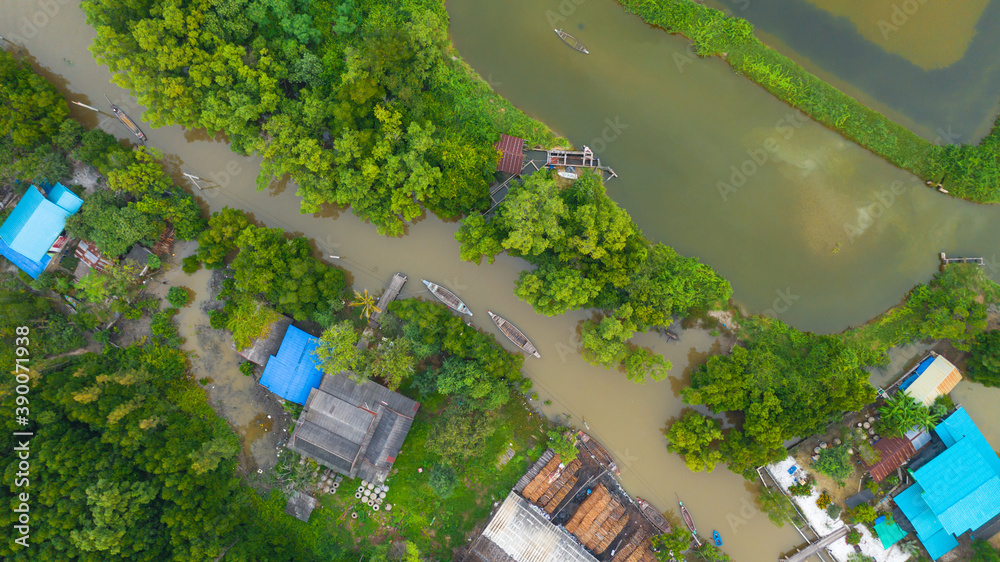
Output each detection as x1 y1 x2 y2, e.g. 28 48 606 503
258 325 325 404
0 184 84 278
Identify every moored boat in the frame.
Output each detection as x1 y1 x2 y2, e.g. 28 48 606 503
555 29 589 54
104 95 147 142
487 310 540 358
713 530 723 547
636 497 672 534
577 430 620 475
679 499 702 546
422 280 472 316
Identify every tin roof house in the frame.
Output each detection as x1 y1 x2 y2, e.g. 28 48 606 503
893 407 1000 560
0 184 83 278
287 372 419 484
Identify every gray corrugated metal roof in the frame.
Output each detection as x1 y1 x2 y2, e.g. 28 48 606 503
289 435 355 475
284 491 318 522
291 373 419 480
236 316 291 366
476 492 598 562
306 391 375 443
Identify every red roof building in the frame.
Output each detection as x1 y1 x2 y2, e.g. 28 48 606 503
494 134 525 174
865 436 917 482
75 240 114 272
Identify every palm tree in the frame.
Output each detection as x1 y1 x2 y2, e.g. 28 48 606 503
348 289 381 320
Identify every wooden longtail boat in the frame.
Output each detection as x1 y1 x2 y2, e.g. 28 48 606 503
421 280 472 316
555 29 589 54
104 95 147 142
636 497 672 534
678 499 702 546
487 310 540 358
577 430 620 475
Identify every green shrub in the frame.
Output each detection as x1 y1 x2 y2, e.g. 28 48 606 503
166 286 190 308
146 255 161 269
151 308 183 346
239 361 255 377
845 528 862 546
209 309 228 330
427 463 457 499
812 445 854 486
826 503 842 519
181 255 201 274
884 474 900 487
846 504 878 525
789 479 813 497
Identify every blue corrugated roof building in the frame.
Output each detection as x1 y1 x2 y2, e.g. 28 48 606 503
0 184 84 278
258 325 325 404
894 407 1000 560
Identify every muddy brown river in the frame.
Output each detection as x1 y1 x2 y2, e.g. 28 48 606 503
3 1 999 560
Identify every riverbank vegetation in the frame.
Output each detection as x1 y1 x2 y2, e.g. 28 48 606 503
80 0 562 236
269 298 551 558
615 0 1000 203
668 265 999 478
0 341 353 561
457 171 731 382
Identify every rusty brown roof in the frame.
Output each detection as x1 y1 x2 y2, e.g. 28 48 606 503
494 134 525 174
865 436 918 482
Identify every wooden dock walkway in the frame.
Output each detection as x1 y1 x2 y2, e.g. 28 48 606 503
369 272 407 325
780 527 848 562
940 252 985 266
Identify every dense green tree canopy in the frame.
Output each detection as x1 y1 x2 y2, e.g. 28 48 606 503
0 52 68 148
968 330 1000 387
664 411 725 472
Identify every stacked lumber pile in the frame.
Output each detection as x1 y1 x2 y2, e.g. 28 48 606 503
611 527 656 562
521 455 562 503
565 484 627 553
540 460 581 513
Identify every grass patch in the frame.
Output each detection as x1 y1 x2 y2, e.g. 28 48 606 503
307 391 549 558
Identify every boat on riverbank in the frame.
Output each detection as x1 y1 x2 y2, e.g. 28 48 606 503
422 280 472 316
577 430 620 475
636 497 672 534
713 530 723 547
487 310 540 358
555 29 589 54
104 95 146 142
679 499 702 546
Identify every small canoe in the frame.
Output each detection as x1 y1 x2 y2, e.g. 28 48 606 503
636 497 672 534
713 530 723 547
555 29 589 54
104 95 147 142
488 310 540 358
422 280 472 316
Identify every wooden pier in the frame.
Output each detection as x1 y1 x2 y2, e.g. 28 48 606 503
940 252 985 266
547 147 617 179
780 527 848 562
369 272 407 325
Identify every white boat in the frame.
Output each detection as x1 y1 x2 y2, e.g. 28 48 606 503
422 280 472 316
557 171 578 180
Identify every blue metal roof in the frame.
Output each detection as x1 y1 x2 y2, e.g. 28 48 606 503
900 355 936 391
0 237 50 278
0 186 74 262
895 407 1000 560
47 183 83 213
258 326 325 404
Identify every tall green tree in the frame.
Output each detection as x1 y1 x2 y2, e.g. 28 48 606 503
664 411 725 472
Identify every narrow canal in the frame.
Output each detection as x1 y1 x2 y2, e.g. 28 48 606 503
704 0 1000 143
3 1 1000 560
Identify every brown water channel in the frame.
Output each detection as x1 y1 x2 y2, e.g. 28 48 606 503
705 0 1000 143
446 0 1000 335
3 1 1000 560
